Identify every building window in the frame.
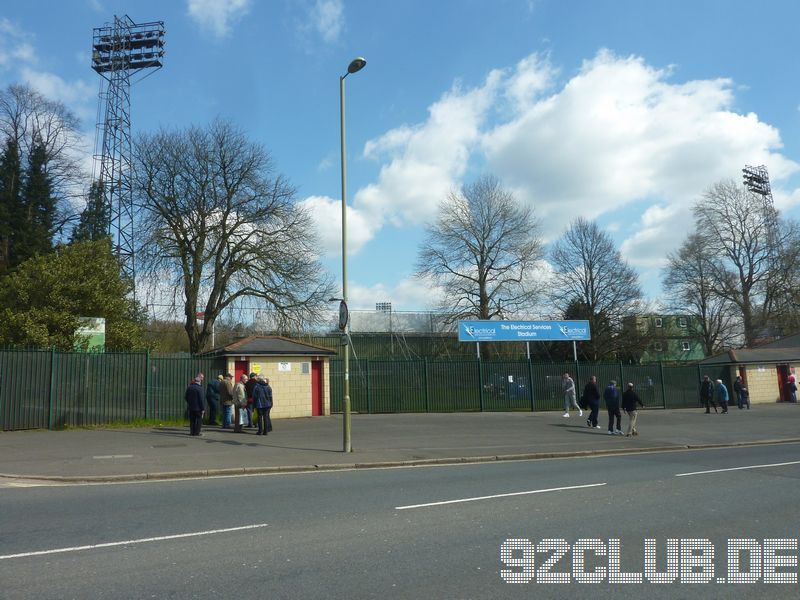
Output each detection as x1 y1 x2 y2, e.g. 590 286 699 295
681 342 690 351
655 318 663 328
678 317 687 328
654 342 663 352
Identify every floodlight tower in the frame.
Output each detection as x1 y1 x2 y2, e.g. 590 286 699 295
92 15 165 288
742 164 778 241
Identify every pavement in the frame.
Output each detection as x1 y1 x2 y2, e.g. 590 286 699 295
1 403 799 483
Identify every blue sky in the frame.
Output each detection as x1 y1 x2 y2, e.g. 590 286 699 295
1 0 799 315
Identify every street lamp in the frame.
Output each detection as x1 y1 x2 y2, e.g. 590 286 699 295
340 56 366 453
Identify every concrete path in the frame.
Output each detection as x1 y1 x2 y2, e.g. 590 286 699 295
1 404 798 482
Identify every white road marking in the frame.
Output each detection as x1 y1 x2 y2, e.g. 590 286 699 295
0 523 269 560
675 460 800 477
92 455 134 459
395 482 606 510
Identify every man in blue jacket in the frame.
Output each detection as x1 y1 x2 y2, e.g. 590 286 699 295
185 374 205 436
604 380 622 435
252 376 274 436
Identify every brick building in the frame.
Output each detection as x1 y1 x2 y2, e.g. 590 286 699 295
204 336 336 418
698 333 799 404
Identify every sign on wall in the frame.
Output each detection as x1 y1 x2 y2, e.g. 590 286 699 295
278 362 291 372
458 320 591 342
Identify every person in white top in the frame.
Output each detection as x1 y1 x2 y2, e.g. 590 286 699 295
562 372 582 418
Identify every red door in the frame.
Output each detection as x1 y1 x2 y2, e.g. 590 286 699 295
777 365 790 402
311 361 323 416
234 361 249 382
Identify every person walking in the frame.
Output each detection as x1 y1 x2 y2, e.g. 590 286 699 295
621 382 644 436
734 376 750 410
700 375 717 414
603 380 622 435
715 379 729 413
252 376 274 435
562 372 582 418
205 375 221 426
185 374 205 437
233 374 248 433
582 375 601 429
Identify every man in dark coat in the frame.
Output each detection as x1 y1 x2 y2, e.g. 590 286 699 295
582 375 601 429
734 376 750 410
185 374 205 436
621 382 644 436
603 380 622 435
205 375 221 425
252 376 274 435
700 375 717 413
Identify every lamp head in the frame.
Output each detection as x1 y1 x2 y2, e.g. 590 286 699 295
347 57 367 74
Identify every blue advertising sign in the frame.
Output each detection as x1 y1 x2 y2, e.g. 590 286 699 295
458 320 591 342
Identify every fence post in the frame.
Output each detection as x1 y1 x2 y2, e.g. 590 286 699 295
145 350 151 420
659 362 666 409
47 346 56 430
528 357 535 412
619 362 624 387
366 359 372 414
477 359 484 412
423 358 430 413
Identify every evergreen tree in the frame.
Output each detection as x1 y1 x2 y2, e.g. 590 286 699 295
17 139 56 262
0 136 22 272
71 181 110 243
0 238 148 350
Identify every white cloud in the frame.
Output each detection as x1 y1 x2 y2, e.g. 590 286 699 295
324 49 799 299
355 70 503 228
309 0 344 43
20 68 95 119
480 49 799 259
187 0 251 38
299 195 377 256
0 18 36 69
349 274 445 311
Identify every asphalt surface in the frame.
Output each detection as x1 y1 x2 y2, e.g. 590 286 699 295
1 404 799 482
1 443 799 599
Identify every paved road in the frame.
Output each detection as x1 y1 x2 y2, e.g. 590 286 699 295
2 443 799 599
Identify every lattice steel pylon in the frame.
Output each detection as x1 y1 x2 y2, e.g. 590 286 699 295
742 164 778 242
92 15 165 290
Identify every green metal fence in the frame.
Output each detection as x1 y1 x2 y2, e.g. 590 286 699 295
0 349 709 430
0 349 225 431
330 359 706 413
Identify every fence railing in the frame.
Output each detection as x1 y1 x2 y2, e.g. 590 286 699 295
1 350 710 431
329 359 705 413
0 349 225 431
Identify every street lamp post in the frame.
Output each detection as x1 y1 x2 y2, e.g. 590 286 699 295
340 56 366 453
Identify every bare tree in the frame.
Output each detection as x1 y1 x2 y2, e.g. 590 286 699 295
0 83 85 206
693 180 799 345
662 233 738 354
550 217 643 360
133 120 334 353
415 175 544 324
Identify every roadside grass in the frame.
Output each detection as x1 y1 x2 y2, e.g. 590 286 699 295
61 417 189 430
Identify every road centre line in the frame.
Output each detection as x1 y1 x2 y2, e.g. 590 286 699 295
395 482 606 510
0 523 269 561
675 460 800 477
92 455 134 459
